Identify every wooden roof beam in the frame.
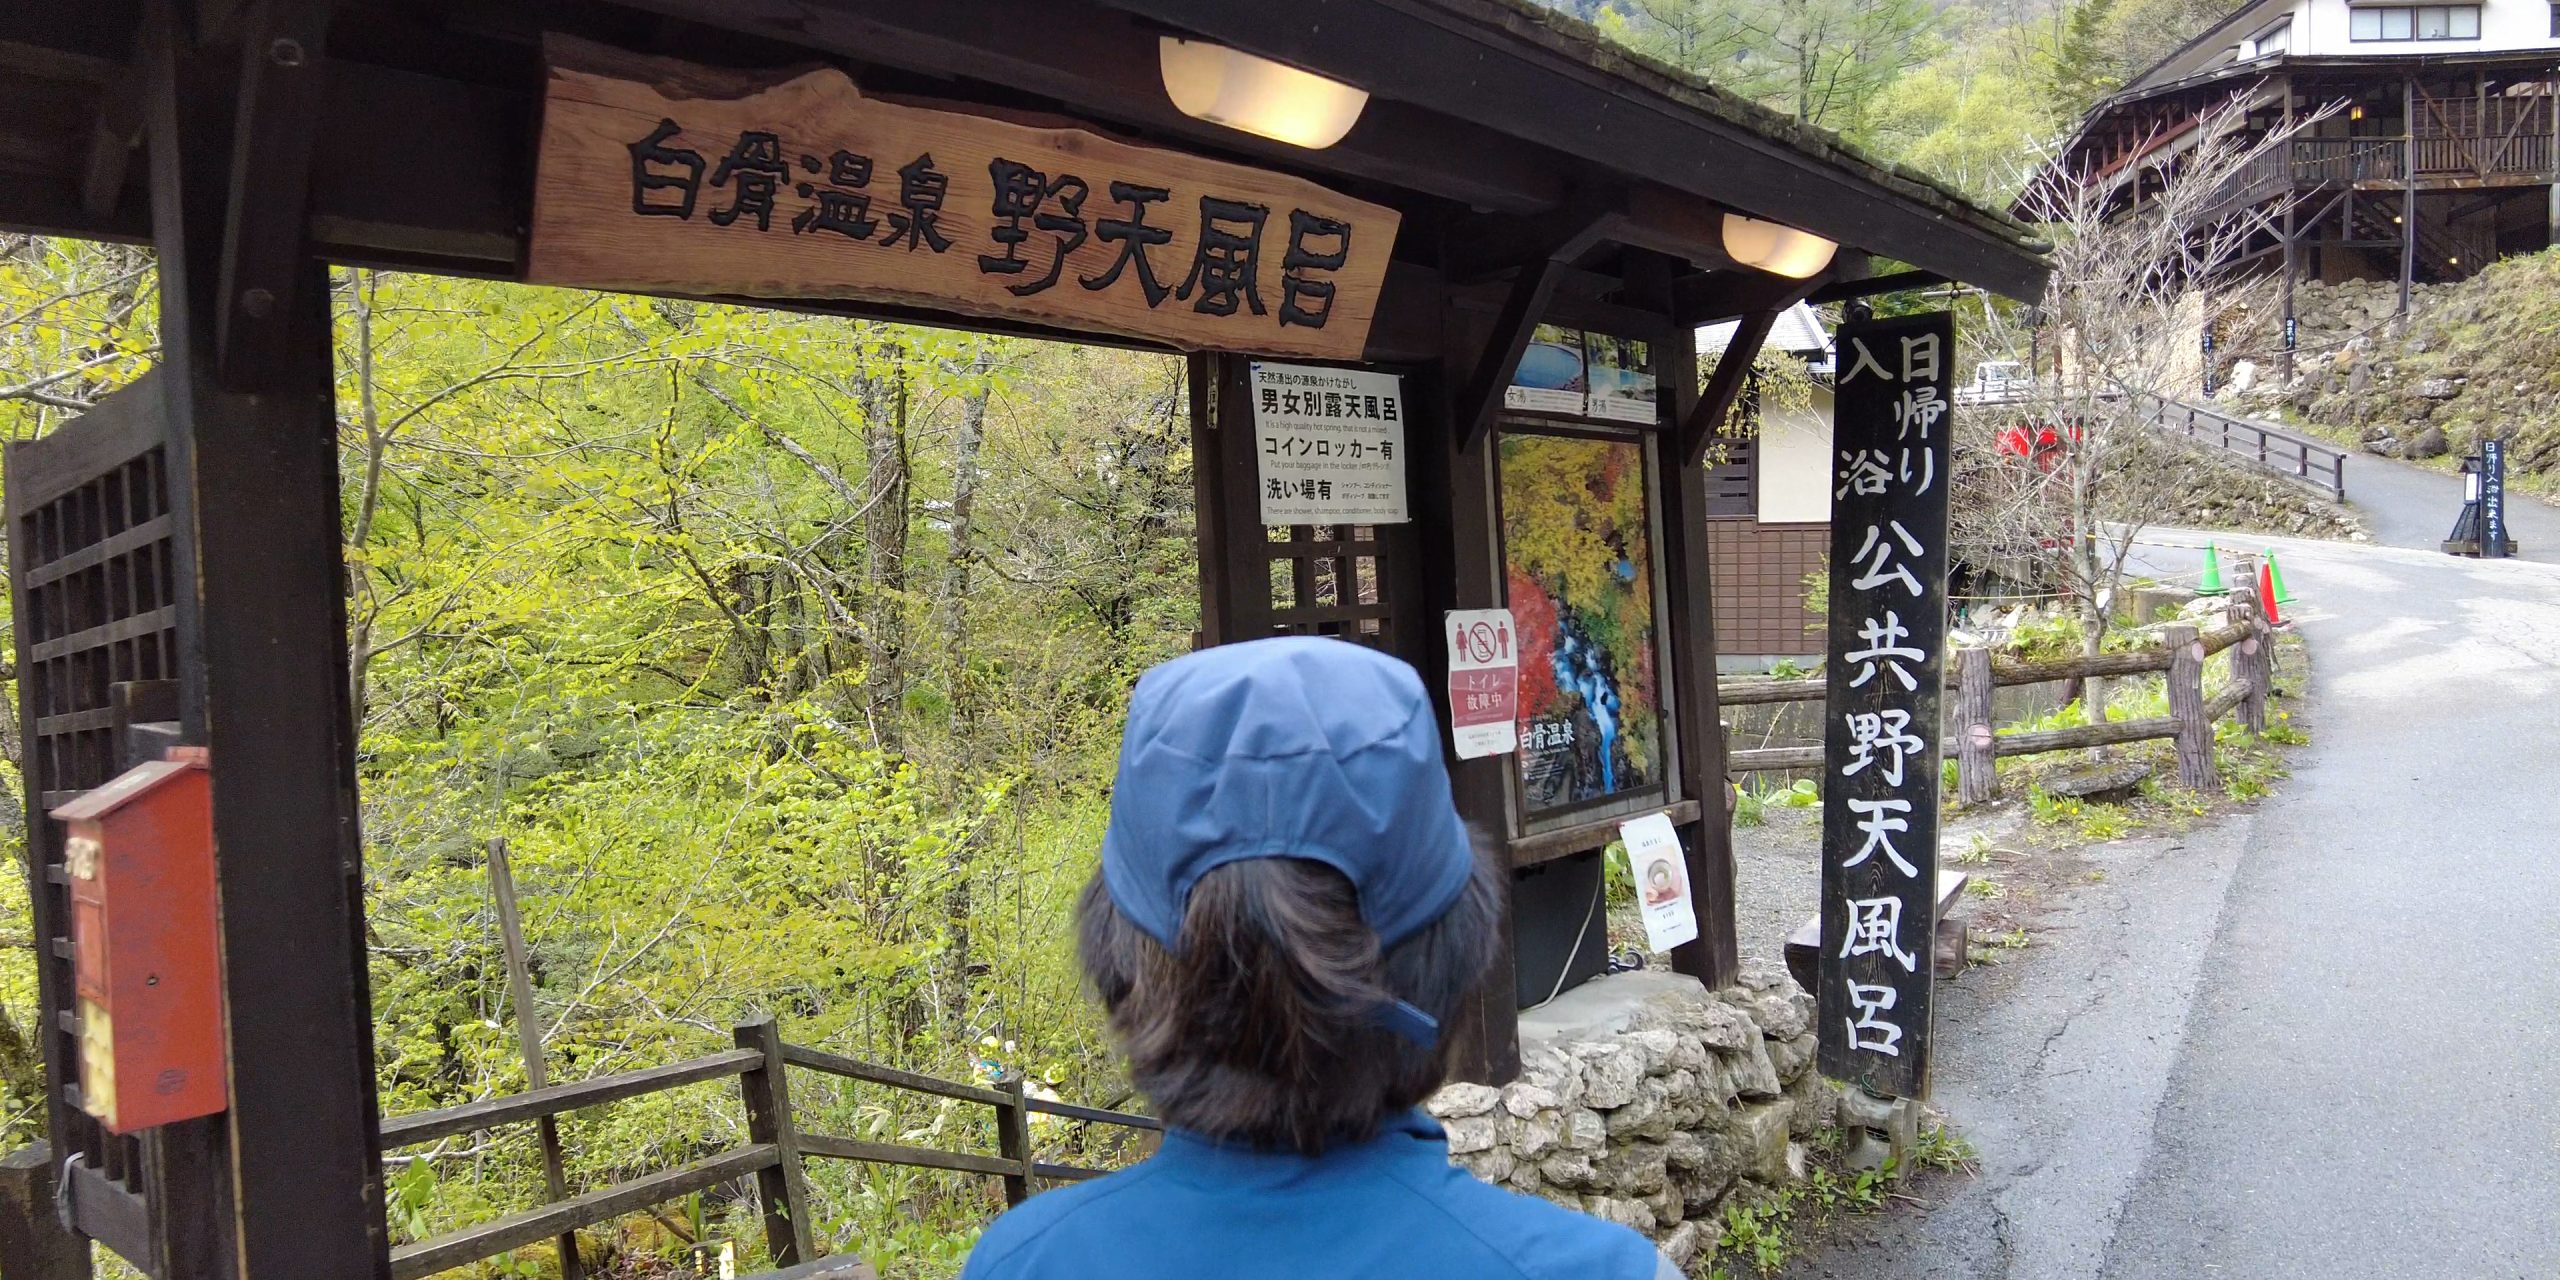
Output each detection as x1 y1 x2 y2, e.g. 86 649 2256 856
605 0 1570 216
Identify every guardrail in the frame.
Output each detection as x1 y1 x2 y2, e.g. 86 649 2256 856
2139 394 2346 502
378 1019 1158 1279
1724 579 2276 802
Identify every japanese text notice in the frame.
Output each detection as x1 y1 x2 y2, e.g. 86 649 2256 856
1251 363 1411 525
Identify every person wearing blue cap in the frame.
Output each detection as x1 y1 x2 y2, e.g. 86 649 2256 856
963 636 1674 1280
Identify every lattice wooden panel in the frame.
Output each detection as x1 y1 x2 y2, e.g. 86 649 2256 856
1262 523 1393 648
6 380 179 1206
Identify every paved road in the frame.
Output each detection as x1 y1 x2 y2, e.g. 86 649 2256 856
1793 458 2560 1279
2334 448 2560 565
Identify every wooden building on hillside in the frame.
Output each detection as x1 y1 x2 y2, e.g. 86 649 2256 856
2043 0 2560 317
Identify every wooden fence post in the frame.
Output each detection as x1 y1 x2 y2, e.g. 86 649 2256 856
735 1018 816 1267
0 1144 89 1280
2165 623 2216 791
1956 647 1998 804
2230 582 2270 733
488 837 583 1280
997 1077 1032 1208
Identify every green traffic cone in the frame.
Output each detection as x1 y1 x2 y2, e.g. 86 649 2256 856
2196 541 2227 596
2263 549 2295 606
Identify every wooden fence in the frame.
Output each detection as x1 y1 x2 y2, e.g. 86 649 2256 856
1723 580 2276 802
377 1018 1158 1280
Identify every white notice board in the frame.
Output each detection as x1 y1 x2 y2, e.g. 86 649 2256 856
1250 362 1411 525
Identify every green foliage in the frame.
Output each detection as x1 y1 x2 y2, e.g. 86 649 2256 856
1733 787 1768 829
1770 778 1821 809
1767 657 1815 680
2028 786 2084 826
1955 834 1999 867
1716 1198 1796 1275
0 253 1203 1272
1914 1124 1977 1174
2075 803 2133 842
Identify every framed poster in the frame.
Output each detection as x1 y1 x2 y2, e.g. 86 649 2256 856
1499 429 1668 822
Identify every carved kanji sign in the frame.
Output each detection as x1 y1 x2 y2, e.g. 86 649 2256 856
531 39 1401 360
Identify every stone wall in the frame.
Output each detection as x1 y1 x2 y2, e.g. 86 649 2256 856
1423 964 1831 1269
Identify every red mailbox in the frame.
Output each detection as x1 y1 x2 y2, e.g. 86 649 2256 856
50 747 225 1133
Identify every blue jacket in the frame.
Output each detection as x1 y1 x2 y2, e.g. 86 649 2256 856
961 1110 1664 1280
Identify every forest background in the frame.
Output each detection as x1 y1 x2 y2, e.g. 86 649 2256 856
0 0 2231 1274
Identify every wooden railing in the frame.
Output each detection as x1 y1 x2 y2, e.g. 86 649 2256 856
2290 136 2404 184
379 1018 1158 1279
1723 580 2276 802
2140 394 2347 501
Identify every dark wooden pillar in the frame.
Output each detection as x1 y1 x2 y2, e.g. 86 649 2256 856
2402 74 2419 315
2281 79 2298 380
1407 344 1521 1084
1657 313 1739 991
145 6 390 1278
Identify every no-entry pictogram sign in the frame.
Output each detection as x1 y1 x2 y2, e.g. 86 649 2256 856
1446 609 1519 760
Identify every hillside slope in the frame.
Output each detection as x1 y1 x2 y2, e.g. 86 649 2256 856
2283 251 2560 489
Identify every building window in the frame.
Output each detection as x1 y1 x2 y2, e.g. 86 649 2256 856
2251 18 2291 55
2350 5 2480 40
2551 1 2558 36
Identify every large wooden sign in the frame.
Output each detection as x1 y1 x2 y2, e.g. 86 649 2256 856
1816 310 1955 1101
530 39 1401 360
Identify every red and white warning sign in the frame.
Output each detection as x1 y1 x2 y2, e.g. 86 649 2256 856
1446 608 1520 760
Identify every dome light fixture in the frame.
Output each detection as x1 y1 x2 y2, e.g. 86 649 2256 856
1722 213 1838 279
1159 38 1371 150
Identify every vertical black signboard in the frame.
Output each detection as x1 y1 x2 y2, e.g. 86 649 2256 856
2483 438 2508 560
1817 311 1955 1099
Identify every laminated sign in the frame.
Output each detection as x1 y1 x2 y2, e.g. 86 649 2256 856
1620 812 1696 953
1251 362 1411 525
1445 609 1520 760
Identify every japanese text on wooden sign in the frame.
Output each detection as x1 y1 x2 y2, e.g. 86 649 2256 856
2483 438 2508 560
530 39 1401 361
1445 608 1519 760
1816 310 1954 1100
1252 363 1410 524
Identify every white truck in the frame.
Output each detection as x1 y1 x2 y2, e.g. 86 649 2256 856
1955 359 2035 405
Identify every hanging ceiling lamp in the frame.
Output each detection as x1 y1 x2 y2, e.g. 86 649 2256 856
1722 214 1839 279
1159 38 1371 150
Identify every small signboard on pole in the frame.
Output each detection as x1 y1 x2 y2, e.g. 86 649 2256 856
1250 362 1411 525
1445 608 1520 760
1817 310 1955 1100
2483 438 2508 560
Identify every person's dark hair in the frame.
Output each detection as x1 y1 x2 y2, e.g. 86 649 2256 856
1077 845 1501 1154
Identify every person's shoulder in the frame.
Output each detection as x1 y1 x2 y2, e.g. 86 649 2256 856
959 1163 1164 1280
1382 1154 1661 1280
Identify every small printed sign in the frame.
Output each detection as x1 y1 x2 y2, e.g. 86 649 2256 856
1251 362 1411 525
1621 812 1697 953
1445 609 1520 760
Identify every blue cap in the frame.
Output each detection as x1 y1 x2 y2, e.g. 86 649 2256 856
1101 636 1477 953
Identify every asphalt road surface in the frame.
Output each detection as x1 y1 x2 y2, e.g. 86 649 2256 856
1792 455 2560 1279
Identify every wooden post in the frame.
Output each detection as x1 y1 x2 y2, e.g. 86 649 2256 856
2230 583 2270 733
1956 647 1997 804
487 839 582 1280
2402 74 2419 316
734 1019 815 1267
146 8 390 1275
1658 312 1742 995
995 1077 1033 1208
2165 623 2215 791
0 1144 90 1280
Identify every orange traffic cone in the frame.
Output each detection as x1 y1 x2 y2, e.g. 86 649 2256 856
2259 561 2284 627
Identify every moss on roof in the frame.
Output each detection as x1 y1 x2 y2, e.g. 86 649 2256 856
1438 0 2048 253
